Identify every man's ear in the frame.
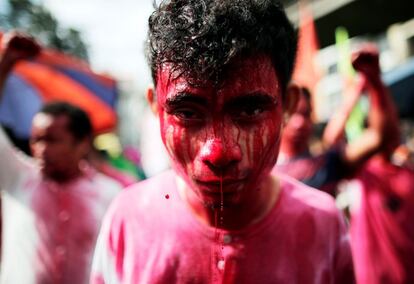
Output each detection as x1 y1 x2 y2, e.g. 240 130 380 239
283 83 300 119
146 86 158 116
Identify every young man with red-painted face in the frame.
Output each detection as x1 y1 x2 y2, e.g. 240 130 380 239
0 34 121 283
91 0 354 283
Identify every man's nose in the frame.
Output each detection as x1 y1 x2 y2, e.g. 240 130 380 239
199 138 242 172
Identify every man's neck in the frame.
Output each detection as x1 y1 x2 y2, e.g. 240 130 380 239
176 175 280 231
44 167 85 185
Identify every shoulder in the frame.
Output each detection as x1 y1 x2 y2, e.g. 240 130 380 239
119 169 175 197
359 160 414 191
97 170 177 253
275 174 348 245
277 173 341 218
105 170 176 218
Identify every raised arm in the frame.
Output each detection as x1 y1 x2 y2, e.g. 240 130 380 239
337 44 398 172
0 32 41 190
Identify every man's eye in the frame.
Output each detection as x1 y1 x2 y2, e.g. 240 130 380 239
173 109 200 120
170 108 205 125
239 107 264 117
232 106 267 121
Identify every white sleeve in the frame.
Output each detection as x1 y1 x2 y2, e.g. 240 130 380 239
90 227 121 284
0 126 33 191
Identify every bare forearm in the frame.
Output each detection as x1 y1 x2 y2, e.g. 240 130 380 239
342 74 395 170
366 75 399 147
323 78 365 147
341 45 395 170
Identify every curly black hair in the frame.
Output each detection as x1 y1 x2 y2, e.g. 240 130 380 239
147 0 297 94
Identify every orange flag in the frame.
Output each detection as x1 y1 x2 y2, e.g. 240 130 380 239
292 1 321 97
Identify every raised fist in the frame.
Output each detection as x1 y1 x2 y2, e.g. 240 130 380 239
1 32 41 62
351 44 381 79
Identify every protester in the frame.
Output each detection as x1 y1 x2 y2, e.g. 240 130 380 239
274 44 392 196
274 85 345 195
91 1 354 283
0 33 121 283
346 46 414 284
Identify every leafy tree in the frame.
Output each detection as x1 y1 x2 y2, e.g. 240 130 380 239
0 0 89 60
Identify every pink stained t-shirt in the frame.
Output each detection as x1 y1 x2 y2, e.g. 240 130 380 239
91 170 354 284
350 158 414 284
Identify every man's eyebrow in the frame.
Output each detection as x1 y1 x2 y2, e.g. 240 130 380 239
225 92 277 108
165 92 208 107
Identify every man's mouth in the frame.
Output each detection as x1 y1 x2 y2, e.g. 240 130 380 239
194 178 246 192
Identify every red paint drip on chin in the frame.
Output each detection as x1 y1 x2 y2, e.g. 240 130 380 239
219 173 224 264
211 208 219 282
212 173 225 281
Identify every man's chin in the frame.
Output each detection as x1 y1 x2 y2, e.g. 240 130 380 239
42 168 66 182
194 184 245 208
177 174 249 207
199 194 241 210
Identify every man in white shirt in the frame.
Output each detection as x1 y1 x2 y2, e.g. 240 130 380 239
0 33 121 284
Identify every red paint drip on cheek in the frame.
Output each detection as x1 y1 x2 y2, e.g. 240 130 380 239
173 123 186 162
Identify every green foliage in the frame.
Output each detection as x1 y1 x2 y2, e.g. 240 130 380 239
0 0 89 60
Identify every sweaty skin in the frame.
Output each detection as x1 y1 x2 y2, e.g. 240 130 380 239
154 54 287 230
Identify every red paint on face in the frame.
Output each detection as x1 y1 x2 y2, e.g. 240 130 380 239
156 55 283 208
30 113 87 182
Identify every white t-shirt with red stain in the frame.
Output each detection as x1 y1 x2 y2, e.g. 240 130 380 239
91 171 354 284
0 128 121 284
